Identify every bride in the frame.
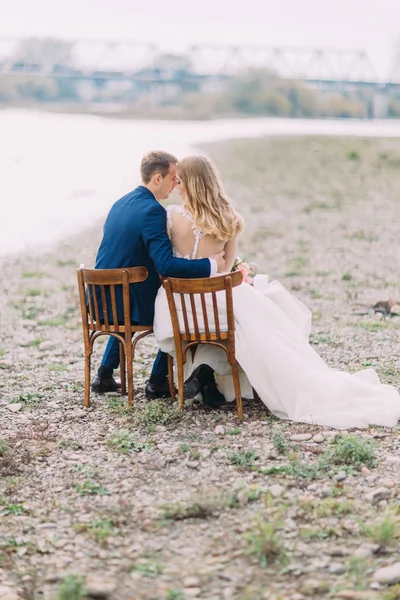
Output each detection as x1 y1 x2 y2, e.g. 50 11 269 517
153 155 400 429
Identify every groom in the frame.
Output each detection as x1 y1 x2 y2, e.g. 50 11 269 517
91 150 226 405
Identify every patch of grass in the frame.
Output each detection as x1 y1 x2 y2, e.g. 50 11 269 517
342 272 352 281
244 516 287 567
131 557 164 578
134 400 180 427
106 430 152 454
359 320 389 332
229 450 259 470
57 259 76 267
166 590 185 600
48 363 68 372
0 440 10 456
25 288 42 297
56 575 85 600
362 514 399 546
383 584 400 600
332 435 376 468
0 501 26 516
0 348 5 357
75 481 109 496
75 517 117 544
346 556 372 590
309 332 333 345
161 489 232 521
11 392 43 405
271 429 288 454
20 338 45 348
58 440 84 451
23 306 44 320
227 427 242 435
38 317 69 327
106 398 133 414
21 271 46 278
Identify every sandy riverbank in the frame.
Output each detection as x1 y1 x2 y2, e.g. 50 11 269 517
0 135 400 599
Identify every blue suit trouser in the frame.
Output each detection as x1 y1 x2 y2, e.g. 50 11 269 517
100 336 168 379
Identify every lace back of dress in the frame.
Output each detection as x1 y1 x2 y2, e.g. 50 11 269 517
167 205 206 260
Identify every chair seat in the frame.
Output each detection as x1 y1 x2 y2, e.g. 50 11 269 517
88 323 153 333
181 331 230 342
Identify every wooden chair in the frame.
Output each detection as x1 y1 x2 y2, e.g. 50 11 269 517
162 270 244 419
77 267 153 408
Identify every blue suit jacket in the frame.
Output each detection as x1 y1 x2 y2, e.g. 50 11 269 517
95 185 210 325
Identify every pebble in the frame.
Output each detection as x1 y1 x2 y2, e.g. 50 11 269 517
85 577 116 598
214 425 225 435
364 487 389 504
183 577 201 587
269 484 285 498
333 471 347 482
39 340 57 351
329 562 346 575
312 433 325 443
5 403 22 412
373 562 400 584
290 433 312 441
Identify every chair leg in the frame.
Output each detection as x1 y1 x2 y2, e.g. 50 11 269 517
125 344 134 408
176 352 185 412
84 351 91 408
231 359 243 420
167 354 175 401
119 343 126 396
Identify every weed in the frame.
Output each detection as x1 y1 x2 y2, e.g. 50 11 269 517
106 430 151 454
131 558 164 578
161 489 231 521
48 363 68 372
244 517 287 567
229 450 259 469
21 271 46 278
166 590 185 600
332 435 375 468
75 517 117 544
342 273 352 281
75 481 109 496
227 427 242 435
0 348 5 357
0 440 9 456
271 429 288 454
58 440 84 451
0 502 26 516
56 575 85 600
383 584 400 600
39 317 69 327
362 514 398 546
134 400 180 427
346 556 371 590
25 289 42 297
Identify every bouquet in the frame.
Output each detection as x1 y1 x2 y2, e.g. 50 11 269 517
231 256 257 285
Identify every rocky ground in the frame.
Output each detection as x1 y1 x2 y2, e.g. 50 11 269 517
1 135 400 600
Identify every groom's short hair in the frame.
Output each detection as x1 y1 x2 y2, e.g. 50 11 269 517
140 150 178 183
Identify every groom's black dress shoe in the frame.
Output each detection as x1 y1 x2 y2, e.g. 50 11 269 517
91 376 121 394
183 364 215 399
145 380 174 400
201 382 226 408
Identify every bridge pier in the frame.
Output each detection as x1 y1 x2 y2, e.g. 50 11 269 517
371 91 389 118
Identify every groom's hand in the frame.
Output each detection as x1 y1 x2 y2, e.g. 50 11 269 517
215 251 226 273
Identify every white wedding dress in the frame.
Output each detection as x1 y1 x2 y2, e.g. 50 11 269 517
153 206 400 429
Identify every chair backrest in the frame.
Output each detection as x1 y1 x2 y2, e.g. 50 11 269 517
162 271 243 343
77 267 148 336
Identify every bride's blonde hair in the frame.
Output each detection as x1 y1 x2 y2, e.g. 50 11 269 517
177 155 244 242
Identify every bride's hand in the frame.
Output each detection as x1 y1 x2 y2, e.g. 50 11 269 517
215 251 226 273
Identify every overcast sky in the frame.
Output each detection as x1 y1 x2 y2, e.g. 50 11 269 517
2 0 400 79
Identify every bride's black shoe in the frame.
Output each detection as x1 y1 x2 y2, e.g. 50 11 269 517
201 382 226 408
183 364 214 399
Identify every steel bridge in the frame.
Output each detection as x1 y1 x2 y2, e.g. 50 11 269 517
1 38 399 116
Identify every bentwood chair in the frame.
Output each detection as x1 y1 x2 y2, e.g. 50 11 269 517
77 267 153 408
162 270 244 419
